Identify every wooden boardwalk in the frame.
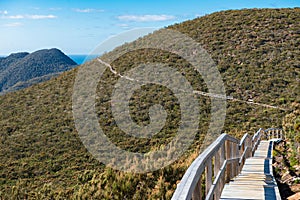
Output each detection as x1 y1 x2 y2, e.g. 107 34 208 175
172 128 284 200
220 140 281 200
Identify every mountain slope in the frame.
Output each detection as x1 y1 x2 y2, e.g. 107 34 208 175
0 52 29 71
0 8 299 199
0 48 77 94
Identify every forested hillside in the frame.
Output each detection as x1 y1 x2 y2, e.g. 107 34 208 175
0 48 77 94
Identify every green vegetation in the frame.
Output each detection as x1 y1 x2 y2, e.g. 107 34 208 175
272 102 299 198
283 102 300 167
0 8 299 199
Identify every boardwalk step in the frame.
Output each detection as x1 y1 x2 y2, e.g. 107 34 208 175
220 140 281 200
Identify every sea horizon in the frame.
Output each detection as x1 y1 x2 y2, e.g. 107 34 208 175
0 54 97 65
68 55 98 65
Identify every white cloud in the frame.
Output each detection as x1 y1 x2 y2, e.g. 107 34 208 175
5 15 24 19
0 10 8 15
27 15 57 19
3 14 57 20
74 8 104 13
117 14 176 22
3 22 23 27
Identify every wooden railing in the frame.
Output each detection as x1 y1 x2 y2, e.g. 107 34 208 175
264 128 284 140
172 128 284 200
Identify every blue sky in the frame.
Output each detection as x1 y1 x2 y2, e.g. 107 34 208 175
0 0 299 55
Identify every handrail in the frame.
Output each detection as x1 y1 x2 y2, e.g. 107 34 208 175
251 128 263 156
238 133 251 169
264 128 284 140
172 128 284 200
171 133 239 200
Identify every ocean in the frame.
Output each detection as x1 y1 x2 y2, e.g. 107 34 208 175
69 55 98 65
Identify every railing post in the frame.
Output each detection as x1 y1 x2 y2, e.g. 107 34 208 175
192 176 202 200
248 137 252 158
220 143 225 167
206 159 212 196
231 143 235 177
270 130 272 140
220 143 226 195
215 151 221 175
246 137 249 159
240 142 244 158
214 150 221 200
235 143 239 176
279 130 281 139
226 141 231 182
